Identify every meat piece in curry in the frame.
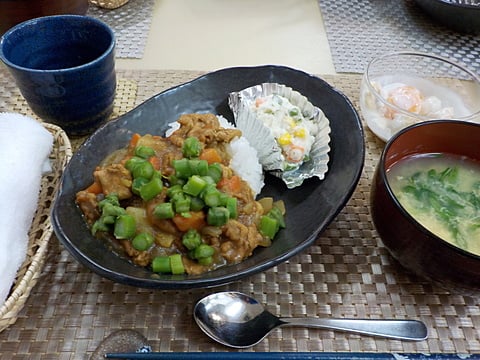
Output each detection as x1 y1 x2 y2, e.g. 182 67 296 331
75 114 285 275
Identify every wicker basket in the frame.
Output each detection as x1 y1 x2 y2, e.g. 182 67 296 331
89 0 129 9
0 123 72 333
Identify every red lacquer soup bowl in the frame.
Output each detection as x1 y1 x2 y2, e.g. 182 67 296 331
371 120 480 293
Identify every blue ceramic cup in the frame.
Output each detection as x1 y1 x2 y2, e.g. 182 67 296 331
0 15 116 135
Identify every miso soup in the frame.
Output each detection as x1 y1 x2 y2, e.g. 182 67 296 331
387 153 480 256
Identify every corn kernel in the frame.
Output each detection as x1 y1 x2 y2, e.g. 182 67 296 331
294 127 306 138
278 133 292 146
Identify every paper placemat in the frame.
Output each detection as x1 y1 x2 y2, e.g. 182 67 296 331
0 69 479 358
317 0 480 74
88 0 155 59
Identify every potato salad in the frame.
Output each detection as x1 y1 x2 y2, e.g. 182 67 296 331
252 94 319 171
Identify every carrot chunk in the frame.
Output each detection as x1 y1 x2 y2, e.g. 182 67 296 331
172 211 206 232
85 181 103 194
129 133 141 148
199 148 223 164
149 156 162 171
217 175 241 194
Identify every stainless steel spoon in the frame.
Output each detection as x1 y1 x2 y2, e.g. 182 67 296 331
193 291 428 348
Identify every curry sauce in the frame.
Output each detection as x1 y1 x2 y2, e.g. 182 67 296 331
76 114 284 275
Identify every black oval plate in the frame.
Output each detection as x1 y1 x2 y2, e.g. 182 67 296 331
52 65 365 289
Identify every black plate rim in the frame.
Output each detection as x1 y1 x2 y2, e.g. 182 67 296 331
432 0 480 9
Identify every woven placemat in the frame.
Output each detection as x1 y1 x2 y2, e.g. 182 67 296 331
317 0 480 74
87 0 155 59
0 69 479 358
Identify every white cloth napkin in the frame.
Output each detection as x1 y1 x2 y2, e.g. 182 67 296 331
0 113 53 305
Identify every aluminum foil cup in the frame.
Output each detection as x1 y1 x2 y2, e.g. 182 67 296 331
229 83 331 188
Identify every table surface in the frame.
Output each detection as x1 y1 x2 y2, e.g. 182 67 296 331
1 68 480 359
1 1 480 358
115 0 336 75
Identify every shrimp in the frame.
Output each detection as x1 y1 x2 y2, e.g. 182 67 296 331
284 144 305 163
382 84 423 119
254 97 266 107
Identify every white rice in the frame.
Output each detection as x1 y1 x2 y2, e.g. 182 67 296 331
217 116 264 196
166 116 264 196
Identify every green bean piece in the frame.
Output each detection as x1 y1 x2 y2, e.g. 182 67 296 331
98 194 120 209
125 156 145 172
168 174 185 186
152 256 171 273
101 203 126 218
139 175 163 201
189 159 209 176
207 206 230 226
167 184 183 199
135 145 155 159
131 177 149 196
226 197 238 219
219 192 230 206
102 215 116 225
91 219 109 235
170 192 191 213
182 229 202 250
169 254 185 274
201 175 216 185
190 196 205 212
182 137 202 158
132 232 154 251
202 186 222 207
172 158 192 179
267 206 285 228
198 256 213 266
194 244 215 259
114 214 137 239
200 183 216 195
173 195 191 213
183 175 207 196
259 215 279 239
131 160 154 180
153 202 174 219
207 163 222 183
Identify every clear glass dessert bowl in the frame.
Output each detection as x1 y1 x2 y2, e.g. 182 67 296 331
359 51 480 142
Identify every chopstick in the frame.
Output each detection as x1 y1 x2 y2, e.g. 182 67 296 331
104 352 477 359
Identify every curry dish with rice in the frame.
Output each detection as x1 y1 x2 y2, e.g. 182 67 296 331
76 113 285 275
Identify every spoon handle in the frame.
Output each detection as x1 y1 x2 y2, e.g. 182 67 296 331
278 318 427 341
